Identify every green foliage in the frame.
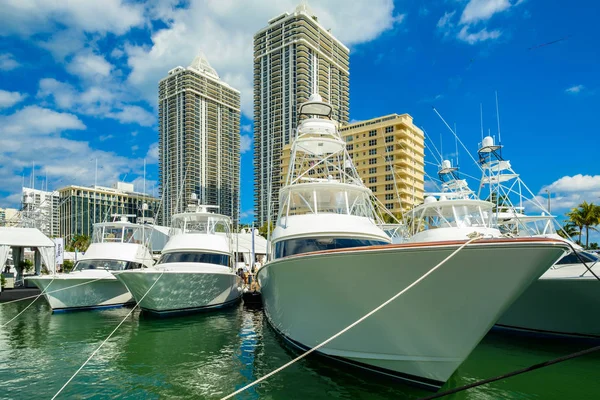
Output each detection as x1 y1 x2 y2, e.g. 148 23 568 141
258 222 274 237
589 242 599 250
557 222 579 239
19 260 33 273
62 260 75 273
567 201 600 248
66 235 91 252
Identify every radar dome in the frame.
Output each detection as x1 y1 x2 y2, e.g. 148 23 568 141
482 136 494 148
424 196 437 204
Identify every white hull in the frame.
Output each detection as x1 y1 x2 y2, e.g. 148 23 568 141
497 264 600 338
258 239 568 389
115 265 243 315
27 272 133 311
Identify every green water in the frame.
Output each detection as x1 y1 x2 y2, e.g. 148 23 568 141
0 300 598 399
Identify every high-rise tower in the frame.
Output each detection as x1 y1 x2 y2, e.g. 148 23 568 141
158 54 241 225
253 3 350 225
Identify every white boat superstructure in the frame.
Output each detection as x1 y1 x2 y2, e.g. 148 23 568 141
473 136 600 338
114 204 242 316
27 219 162 311
258 94 570 390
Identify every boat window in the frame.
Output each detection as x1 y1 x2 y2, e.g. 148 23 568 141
273 237 389 259
123 227 145 244
91 227 103 243
556 251 598 265
103 226 123 242
158 252 230 266
74 260 128 271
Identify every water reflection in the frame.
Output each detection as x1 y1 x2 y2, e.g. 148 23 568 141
0 300 599 399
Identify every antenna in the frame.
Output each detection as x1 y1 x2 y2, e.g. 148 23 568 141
479 103 484 142
439 131 443 160
453 123 459 168
495 91 502 144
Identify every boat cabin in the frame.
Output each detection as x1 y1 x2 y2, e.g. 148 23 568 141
407 197 500 242
91 222 154 245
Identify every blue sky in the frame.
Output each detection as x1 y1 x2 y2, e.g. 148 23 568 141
0 0 598 239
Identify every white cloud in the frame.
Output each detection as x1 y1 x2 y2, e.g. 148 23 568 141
565 85 584 94
240 209 255 220
457 26 502 44
0 106 147 209
0 90 27 109
0 106 85 136
0 53 20 71
530 174 600 213
544 174 600 194
460 0 512 24
437 11 456 29
146 142 159 164
240 135 252 154
125 0 402 117
241 124 252 133
107 105 155 127
67 52 114 82
439 0 522 45
0 0 144 37
37 78 154 126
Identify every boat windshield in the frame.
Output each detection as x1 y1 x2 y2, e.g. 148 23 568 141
170 215 230 236
410 201 492 233
158 252 230 266
92 225 149 244
74 260 142 271
274 237 389 259
499 217 557 237
279 184 375 220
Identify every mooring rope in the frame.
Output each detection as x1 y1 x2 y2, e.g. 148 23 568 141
220 237 482 400
0 277 107 306
51 271 165 400
1 278 55 328
418 344 600 400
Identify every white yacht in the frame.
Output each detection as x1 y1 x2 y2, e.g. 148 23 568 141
27 218 162 312
257 94 569 390
474 136 600 338
114 204 242 316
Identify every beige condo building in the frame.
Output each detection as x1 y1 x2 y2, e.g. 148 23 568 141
254 3 350 225
280 114 425 216
159 54 241 226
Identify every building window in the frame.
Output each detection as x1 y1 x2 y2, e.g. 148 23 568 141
385 165 392 172
369 186 377 193
368 139 377 146
385 126 394 133
368 177 377 183
369 148 377 155
345 136 353 142
385 184 394 191
385 155 394 162
385 145 394 153
369 167 377 174
385 135 394 143
368 158 377 165
347 144 354 150
369 130 377 137
386 174 394 181
385 193 394 200
386 203 394 209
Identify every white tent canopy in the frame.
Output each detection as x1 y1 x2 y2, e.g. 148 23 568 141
0 227 56 278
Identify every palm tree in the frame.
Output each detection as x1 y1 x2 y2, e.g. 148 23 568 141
567 201 600 248
557 222 579 240
68 234 91 252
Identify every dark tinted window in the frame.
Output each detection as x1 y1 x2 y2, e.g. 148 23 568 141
159 252 229 266
274 237 389 259
556 251 598 265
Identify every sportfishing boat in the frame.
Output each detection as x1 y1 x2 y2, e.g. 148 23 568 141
114 203 242 316
27 217 162 312
474 136 600 338
257 94 570 390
